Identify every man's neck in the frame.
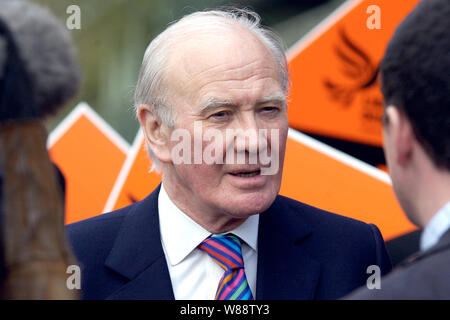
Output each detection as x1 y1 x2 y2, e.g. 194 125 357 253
414 168 450 228
161 176 248 234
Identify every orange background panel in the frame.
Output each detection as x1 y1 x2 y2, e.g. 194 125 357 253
280 134 417 240
111 137 161 211
49 114 127 224
287 0 420 146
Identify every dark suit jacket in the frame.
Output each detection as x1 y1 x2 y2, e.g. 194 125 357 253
66 185 392 300
345 228 450 299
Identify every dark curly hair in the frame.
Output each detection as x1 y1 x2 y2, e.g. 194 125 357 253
381 0 450 170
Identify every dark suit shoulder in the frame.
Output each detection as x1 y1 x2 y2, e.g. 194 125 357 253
276 194 374 233
274 195 390 265
270 195 392 299
347 245 450 299
65 203 135 268
390 250 450 298
66 205 130 240
64 186 162 299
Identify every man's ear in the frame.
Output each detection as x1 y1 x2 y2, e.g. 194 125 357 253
137 104 172 164
385 105 414 167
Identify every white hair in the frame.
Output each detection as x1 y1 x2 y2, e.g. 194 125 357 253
134 8 289 171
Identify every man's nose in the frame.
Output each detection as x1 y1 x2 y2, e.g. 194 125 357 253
233 115 263 154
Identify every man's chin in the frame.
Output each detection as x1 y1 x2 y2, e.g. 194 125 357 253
224 193 276 217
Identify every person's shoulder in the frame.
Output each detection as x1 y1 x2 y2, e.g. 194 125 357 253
66 205 127 233
394 245 450 296
64 202 142 271
274 194 386 255
347 245 450 299
274 195 392 295
65 202 136 248
275 194 372 231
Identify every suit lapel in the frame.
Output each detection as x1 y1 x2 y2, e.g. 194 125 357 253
104 185 175 300
256 196 320 300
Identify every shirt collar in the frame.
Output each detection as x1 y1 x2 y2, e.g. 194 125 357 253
158 183 259 266
216 214 259 252
420 201 450 251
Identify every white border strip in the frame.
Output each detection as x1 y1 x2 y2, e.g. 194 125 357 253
102 130 145 213
47 102 130 154
288 128 391 185
286 0 364 61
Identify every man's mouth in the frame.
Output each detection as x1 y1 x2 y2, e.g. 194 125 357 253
229 169 261 178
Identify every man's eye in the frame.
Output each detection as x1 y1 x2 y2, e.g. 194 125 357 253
261 106 279 113
209 111 230 119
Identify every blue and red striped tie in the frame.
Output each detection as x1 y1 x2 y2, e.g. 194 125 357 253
198 234 254 300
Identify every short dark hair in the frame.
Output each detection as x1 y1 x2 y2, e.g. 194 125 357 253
380 0 450 170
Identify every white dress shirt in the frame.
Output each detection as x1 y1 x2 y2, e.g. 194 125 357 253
420 201 450 251
158 183 259 300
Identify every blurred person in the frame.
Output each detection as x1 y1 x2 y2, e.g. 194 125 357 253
0 0 80 299
66 8 391 300
346 0 450 299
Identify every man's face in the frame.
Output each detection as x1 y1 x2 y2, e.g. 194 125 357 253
162 29 288 227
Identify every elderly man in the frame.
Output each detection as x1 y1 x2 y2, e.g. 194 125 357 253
346 0 450 299
67 8 391 300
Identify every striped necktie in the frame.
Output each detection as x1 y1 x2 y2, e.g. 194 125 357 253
198 233 254 300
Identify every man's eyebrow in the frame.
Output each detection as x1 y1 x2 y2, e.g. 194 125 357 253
199 97 235 114
256 93 286 105
198 93 286 115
